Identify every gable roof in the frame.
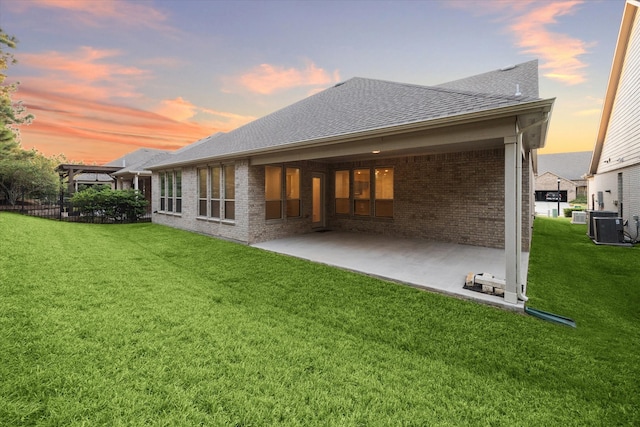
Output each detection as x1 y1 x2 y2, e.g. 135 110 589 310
537 151 592 181
589 0 639 175
150 61 551 169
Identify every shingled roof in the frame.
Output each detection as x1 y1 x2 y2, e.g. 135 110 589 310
537 151 592 181
106 148 172 175
149 60 546 169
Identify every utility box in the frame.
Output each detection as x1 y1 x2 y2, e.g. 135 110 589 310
571 211 587 224
594 217 624 244
587 211 618 239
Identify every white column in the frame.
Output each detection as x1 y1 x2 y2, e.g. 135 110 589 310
504 136 518 304
134 174 139 190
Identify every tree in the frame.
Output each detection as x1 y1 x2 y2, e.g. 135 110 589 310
0 28 59 206
0 27 33 145
0 150 60 205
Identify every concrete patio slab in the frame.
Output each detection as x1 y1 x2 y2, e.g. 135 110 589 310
252 231 528 311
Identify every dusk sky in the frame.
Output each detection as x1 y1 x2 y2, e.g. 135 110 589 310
0 0 624 164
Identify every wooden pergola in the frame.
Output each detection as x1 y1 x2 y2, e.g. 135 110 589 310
57 164 122 194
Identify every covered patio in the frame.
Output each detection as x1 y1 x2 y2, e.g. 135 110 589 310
252 231 528 311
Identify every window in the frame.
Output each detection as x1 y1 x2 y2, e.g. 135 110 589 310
197 165 224 219
160 170 181 214
353 169 370 216
265 166 282 220
211 166 221 219
286 167 300 217
224 164 235 220
375 168 393 218
265 166 301 220
198 168 208 216
335 170 350 214
336 167 393 218
175 171 182 213
167 172 174 212
160 173 166 211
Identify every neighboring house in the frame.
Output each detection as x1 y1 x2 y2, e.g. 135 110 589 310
59 148 170 204
535 151 591 202
106 148 172 210
147 60 554 304
588 0 640 228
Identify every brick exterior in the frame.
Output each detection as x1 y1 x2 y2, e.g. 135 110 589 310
152 147 533 250
536 172 581 201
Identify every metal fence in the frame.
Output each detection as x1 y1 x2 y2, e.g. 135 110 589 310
0 200 151 223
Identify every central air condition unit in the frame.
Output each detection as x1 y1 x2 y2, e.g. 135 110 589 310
587 211 618 239
594 217 624 244
571 211 587 224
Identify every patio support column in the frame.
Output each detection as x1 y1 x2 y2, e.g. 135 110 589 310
504 135 519 304
134 173 139 190
68 168 76 194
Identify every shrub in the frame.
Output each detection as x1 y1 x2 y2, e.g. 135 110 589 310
71 188 148 222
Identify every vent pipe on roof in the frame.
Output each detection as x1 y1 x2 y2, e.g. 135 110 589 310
515 84 521 96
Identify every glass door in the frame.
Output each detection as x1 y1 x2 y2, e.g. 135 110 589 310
312 173 325 228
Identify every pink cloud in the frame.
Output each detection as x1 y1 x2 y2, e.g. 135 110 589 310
15 87 216 163
17 47 151 100
446 0 591 85
155 97 199 122
230 61 340 95
154 97 255 129
509 1 591 85
18 47 148 82
8 0 173 31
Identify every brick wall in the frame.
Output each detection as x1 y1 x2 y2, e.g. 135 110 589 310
327 148 512 249
247 160 329 243
152 162 249 243
153 148 533 250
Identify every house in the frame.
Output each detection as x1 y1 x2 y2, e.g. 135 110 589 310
106 148 171 211
59 148 170 207
147 60 554 304
535 151 591 202
588 0 640 230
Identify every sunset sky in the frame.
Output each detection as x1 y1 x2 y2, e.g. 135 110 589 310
0 0 624 164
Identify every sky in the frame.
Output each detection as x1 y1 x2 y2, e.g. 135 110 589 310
0 0 625 164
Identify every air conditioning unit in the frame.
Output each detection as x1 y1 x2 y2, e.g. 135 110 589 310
594 217 624 244
587 211 618 239
571 211 587 224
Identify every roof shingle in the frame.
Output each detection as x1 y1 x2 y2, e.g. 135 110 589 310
150 60 544 168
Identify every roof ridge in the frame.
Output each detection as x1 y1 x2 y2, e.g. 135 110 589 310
342 76 539 102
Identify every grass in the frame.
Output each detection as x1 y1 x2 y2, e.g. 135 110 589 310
0 213 638 426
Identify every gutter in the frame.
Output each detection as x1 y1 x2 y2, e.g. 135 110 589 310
514 112 551 302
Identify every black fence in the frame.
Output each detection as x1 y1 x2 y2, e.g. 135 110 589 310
0 200 151 223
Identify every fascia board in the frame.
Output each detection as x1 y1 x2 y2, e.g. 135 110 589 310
589 1 638 175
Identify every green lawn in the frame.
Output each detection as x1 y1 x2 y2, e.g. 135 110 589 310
1 213 638 426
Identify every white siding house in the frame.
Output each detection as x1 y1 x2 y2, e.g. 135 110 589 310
588 0 640 235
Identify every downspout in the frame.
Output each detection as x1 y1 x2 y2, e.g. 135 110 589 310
514 113 550 302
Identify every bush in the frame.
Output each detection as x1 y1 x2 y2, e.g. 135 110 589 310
569 196 587 204
70 188 148 222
